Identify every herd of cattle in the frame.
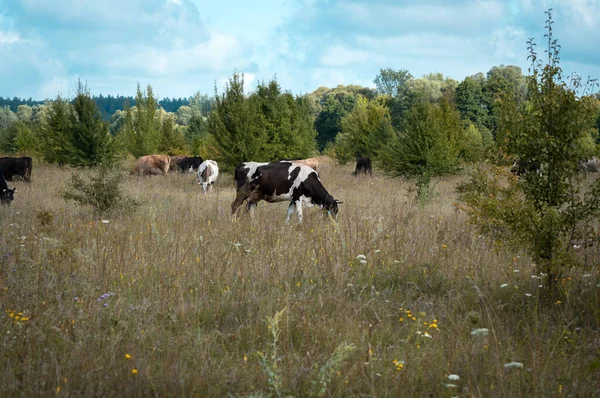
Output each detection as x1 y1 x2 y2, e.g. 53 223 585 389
2 154 600 222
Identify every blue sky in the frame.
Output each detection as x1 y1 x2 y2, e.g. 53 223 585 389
1 0 599 99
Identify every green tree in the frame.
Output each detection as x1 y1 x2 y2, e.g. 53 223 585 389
379 99 462 201
209 73 317 170
41 96 74 165
185 114 209 156
209 72 266 170
117 84 161 157
455 76 489 128
252 79 316 160
373 68 413 96
458 10 600 293
0 106 18 152
314 92 357 150
158 114 186 154
67 81 116 166
336 96 394 162
41 82 116 166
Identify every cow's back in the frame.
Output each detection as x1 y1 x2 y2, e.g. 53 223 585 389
132 155 170 175
0 156 32 181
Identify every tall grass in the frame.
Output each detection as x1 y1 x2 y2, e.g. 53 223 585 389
1 161 599 396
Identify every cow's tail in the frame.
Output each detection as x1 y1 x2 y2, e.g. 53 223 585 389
25 157 32 182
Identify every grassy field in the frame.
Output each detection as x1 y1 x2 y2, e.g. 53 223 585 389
1 160 599 397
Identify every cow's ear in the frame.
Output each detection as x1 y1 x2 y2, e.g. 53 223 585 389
335 200 343 204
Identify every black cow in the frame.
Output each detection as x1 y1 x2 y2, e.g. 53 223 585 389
231 162 342 223
0 172 16 205
511 159 541 176
179 156 204 172
352 157 372 176
0 157 32 182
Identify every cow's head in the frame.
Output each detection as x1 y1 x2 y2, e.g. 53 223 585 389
1 188 16 205
324 197 343 218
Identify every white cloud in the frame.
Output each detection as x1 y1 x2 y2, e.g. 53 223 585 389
320 45 381 67
105 30 248 75
38 77 71 99
0 30 22 44
489 26 528 59
338 1 507 35
563 0 599 27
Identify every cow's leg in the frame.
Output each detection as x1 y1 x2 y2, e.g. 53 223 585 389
286 202 296 223
231 191 249 216
295 200 303 224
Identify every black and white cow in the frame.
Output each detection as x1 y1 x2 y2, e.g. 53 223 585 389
352 157 372 176
197 160 219 193
231 161 342 223
0 171 16 205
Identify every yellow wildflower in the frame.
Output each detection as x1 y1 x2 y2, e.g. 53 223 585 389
131 369 138 375
125 354 132 359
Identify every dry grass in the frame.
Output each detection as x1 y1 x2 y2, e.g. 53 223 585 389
1 161 599 397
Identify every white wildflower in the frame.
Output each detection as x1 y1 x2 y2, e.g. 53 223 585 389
359 260 367 265
503 362 524 369
447 374 460 381
445 384 458 388
513 269 520 273
356 254 366 261
582 274 591 278
101 220 110 224
471 328 489 337
525 293 532 297
500 284 508 288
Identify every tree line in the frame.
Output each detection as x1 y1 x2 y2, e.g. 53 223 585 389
0 94 207 121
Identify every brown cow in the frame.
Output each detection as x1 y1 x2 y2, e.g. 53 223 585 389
131 155 170 176
284 158 319 172
169 155 186 172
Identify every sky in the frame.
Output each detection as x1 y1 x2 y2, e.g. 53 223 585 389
1 0 599 100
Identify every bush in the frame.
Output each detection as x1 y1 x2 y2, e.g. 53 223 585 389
378 99 462 201
458 10 600 294
61 167 139 215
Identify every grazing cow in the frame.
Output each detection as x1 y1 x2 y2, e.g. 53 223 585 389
511 159 541 176
233 162 269 212
180 156 204 172
579 157 600 173
131 155 170 176
0 172 16 205
0 156 33 182
231 162 342 223
197 160 219 193
281 157 319 172
169 156 187 172
352 157 372 176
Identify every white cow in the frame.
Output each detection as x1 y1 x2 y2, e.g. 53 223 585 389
197 160 219 193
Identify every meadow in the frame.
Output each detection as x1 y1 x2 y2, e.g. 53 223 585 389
1 159 599 397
